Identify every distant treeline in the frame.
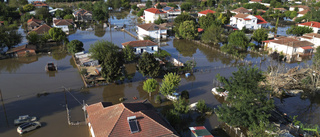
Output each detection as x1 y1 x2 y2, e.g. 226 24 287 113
46 0 99 2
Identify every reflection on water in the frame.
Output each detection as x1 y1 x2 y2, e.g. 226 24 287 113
94 25 106 37
173 39 197 57
102 83 125 104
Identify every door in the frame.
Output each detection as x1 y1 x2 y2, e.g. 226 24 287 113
141 49 144 53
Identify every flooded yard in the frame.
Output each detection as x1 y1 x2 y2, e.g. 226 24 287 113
0 12 319 137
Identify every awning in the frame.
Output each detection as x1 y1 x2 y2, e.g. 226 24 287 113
300 46 313 50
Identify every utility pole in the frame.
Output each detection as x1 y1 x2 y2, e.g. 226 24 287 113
0 89 9 127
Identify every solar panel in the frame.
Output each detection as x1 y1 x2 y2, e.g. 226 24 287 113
128 119 139 133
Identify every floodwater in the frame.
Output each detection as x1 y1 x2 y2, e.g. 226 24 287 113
0 13 319 137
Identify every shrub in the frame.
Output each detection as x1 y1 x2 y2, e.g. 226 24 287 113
196 100 208 113
155 95 162 104
181 90 189 99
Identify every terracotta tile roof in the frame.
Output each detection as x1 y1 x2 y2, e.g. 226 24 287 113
0 21 4 23
300 46 313 49
86 101 178 137
255 15 268 24
257 9 266 13
298 9 309 15
299 21 320 28
32 1 48 7
144 8 166 14
27 17 43 24
160 22 174 27
137 23 167 31
162 7 180 12
232 7 251 14
274 8 287 11
198 28 204 32
291 5 309 10
303 33 320 38
6 44 36 54
198 9 215 15
54 19 74 26
300 36 312 39
30 24 51 35
27 21 41 27
122 40 158 47
154 2 167 7
74 9 92 16
271 38 314 48
233 13 250 18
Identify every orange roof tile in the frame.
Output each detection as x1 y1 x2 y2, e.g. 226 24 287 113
255 15 268 24
54 19 74 26
144 8 166 14
232 7 251 14
29 24 51 35
299 21 320 28
137 23 167 31
86 101 178 137
198 9 215 15
27 17 43 24
6 44 36 54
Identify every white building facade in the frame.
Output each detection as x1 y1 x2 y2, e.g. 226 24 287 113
121 40 159 54
144 8 167 23
137 23 167 40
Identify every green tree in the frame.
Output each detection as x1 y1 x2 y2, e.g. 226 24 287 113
0 27 22 50
173 13 195 34
146 0 152 8
101 51 124 83
154 17 165 25
23 4 35 12
228 31 249 50
286 26 313 36
196 100 208 113
123 45 135 62
215 67 274 135
63 14 74 19
48 27 67 44
179 20 198 40
131 5 138 11
137 52 160 77
137 8 145 17
181 2 192 11
20 13 34 23
89 40 120 61
26 31 39 45
201 24 224 44
252 28 268 45
167 3 178 8
173 98 189 114
120 0 130 8
67 40 84 54
160 73 181 95
55 9 66 18
143 78 159 97
35 7 51 22
156 3 162 9
198 13 216 29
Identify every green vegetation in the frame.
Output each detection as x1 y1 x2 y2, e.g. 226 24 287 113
48 27 67 44
35 7 51 22
136 8 145 17
155 95 162 103
154 17 165 25
181 90 189 99
67 40 84 54
131 5 138 11
154 49 171 59
160 73 181 96
178 20 198 40
252 28 268 46
137 52 160 78
123 46 135 62
173 98 189 114
221 31 249 55
89 40 119 61
198 13 217 30
156 3 163 9
0 26 22 50
92 1 109 21
286 26 313 36
243 3 267 10
181 2 192 11
201 24 224 44
143 78 159 97
22 4 35 12
196 100 209 113
100 47 124 83
167 3 178 8
173 13 195 34
26 31 40 45
146 0 152 8
215 66 274 136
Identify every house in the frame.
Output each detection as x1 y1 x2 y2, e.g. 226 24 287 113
231 7 251 14
160 22 174 30
144 8 167 23
299 33 320 47
122 40 158 54
49 8 64 16
297 9 309 17
229 14 267 30
32 1 49 9
53 18 74 33
73 9 93 22
189 126 214 137
27 17 44 31
198 9 215 17
274 8 287 13
28 24 52 35
298 21 320 33
86 101 179 137
265 37 314 56
137 23 167 40
289 5 309 12
154 2 167 8
249 0 262 3
6 44 36 57
162 7 181 21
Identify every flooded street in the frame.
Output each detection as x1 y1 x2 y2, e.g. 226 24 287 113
1 13 320 137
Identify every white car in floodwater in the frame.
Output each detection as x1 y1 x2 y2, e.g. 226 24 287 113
17 121 41 134
166 92 180 101
14 115 37 126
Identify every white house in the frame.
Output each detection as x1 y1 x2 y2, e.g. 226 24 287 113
198 9 215 17
298 21 320 33
229 14 268 30
162 7 181 21
231 7 251 14
300 33 320 48
53 18 74 33
289 5 309 12
266 37 314 56
49 8 64 16
137 23 167 40
144 8 167 23
122 40 158 54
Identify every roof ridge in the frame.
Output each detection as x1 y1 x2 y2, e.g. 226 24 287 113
108 103 126 136
139 110 176 135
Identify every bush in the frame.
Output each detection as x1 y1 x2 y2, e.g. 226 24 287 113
181 90 189 99
155 95 162 103
131 5 138 11
80 68 88 75
154 49 171 58
196 100 208 113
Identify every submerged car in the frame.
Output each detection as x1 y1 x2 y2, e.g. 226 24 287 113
14 115 37 126
17 121 41 134
166 92 180 101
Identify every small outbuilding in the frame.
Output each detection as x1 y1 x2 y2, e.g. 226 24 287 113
6 44 37 57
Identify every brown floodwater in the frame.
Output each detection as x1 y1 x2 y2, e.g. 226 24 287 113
1 13 319 137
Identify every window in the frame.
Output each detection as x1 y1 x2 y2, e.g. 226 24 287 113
151 47 154 51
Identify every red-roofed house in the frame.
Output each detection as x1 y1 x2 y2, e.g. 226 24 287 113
298 21 320 33
267 37 314 56
198 9 215 17
32 1 49 9
144 8 167 23
122 40 158 54
86 101 178 137
6 44 36 57
137 23 167 40
230 13 268 30
27 17 44 31
53 18 74 33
